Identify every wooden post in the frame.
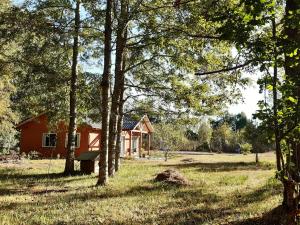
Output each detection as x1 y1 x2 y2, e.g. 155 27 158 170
148 133 151 156
129 131 132 156
139 130 142 158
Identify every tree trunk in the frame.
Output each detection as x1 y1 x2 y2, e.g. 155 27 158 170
97 0 112 186
108 0 128 177
115 34 127 172
115 93 124 172
64 0 80 175
271 17 282 172
282 0 300 221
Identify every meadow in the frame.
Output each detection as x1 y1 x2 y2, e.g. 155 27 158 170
0 152 281 225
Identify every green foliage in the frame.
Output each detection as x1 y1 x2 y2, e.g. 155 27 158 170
152 123 191 151
240 143 252 155
243 122 273 153
211 123 235 152
0 1 19 152
197 121 212 151
123 0 249 118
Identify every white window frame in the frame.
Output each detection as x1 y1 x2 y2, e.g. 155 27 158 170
65 133 81 148
42 133 57 148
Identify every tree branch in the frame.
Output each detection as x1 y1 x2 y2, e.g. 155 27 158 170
195 60 253 76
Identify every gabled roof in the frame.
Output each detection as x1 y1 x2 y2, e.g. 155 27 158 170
133 115 154 133
16 112 47 129
76 151 100 161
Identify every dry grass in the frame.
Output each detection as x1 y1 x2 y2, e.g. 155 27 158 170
0 152 282 225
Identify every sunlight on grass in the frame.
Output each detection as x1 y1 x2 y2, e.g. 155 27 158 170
0 152 281 225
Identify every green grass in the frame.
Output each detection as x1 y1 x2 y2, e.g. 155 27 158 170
0 152 282 225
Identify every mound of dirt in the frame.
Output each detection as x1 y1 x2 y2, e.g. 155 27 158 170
154 169 189 186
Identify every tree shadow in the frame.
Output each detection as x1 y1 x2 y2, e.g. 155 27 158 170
230 205 288 225
163 161 274 172
0 169 93 196
238 182 282 205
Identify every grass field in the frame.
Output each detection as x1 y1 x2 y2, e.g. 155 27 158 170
0 152 282 225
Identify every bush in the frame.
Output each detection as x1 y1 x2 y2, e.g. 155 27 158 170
27 151 42 160
195 142 210 152
240 143 252 155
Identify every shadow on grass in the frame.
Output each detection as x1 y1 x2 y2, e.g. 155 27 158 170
164 161 274 172
0 169 89 182
0 168 93 196
0 177 283 225
239 182 282 205
229 205 288 225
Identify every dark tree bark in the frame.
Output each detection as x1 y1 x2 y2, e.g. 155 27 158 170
281 0 300 222
271 18 282 173
64 0 80 175
97 0 112 186
108 0 128 177
115 88 124 172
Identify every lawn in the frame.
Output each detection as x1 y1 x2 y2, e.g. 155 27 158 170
0 152 282 225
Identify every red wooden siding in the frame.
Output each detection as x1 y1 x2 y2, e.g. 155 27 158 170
17 114 153 158
18 114 101 158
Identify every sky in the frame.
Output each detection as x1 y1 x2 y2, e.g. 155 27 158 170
228 73 264 119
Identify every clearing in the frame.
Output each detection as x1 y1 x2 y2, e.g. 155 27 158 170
0 152 281 225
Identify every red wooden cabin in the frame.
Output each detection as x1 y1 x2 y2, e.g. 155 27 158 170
16 113 154 158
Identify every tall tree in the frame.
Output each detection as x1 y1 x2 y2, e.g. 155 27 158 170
64 0 81 175
108 0 128 177
97 0 112 186
280 0 300 220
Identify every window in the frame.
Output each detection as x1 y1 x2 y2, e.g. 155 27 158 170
65 133 80 148
42 133 57 147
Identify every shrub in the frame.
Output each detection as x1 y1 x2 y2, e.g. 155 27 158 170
195 142 210 152
240 143 252 155
27 151 42 160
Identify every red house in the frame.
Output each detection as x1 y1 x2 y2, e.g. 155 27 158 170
16 113 154 158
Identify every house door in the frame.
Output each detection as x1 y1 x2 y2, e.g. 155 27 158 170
120 136 125 157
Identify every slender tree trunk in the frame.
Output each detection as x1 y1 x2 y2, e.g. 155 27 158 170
64 0 80 175
282 0 300 222
97 0 112 186
271 17 282 172
115 93 124 172
108 0 128 176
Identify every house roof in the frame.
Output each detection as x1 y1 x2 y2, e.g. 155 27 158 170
133 115 154 133
16 112 47 128
84 115 141 130
76 151 100 161
122 115 139 130
16 113 154 132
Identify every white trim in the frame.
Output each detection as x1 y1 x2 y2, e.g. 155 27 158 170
42 133 57 148
132 115 154 133
65 133 81 148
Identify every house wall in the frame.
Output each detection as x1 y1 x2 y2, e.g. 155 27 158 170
18 114 152 158
18 114 100 158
